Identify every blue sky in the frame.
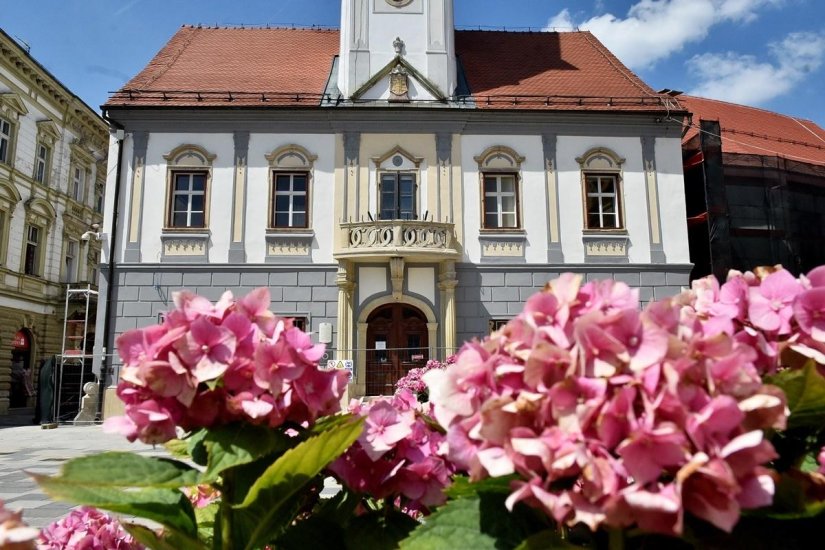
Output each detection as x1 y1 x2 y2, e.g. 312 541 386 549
2 0 824 125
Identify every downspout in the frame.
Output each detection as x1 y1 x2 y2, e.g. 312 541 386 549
96 110 124 418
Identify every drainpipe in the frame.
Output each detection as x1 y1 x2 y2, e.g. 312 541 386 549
96 111 125 418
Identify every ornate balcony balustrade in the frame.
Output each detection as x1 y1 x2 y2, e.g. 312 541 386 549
336 220 460 260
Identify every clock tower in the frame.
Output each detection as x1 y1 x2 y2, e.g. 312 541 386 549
338 0 457 101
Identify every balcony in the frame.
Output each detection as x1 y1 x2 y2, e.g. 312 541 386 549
336 220 460 261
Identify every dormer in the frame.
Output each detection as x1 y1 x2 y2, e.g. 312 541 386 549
338 0 456 101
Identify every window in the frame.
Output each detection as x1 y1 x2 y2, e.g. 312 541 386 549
291 317 307 332
169 172 207 228
0 118 11 164
379 172 416 220
64 240 78 283
94 184 104 213
72 166 86 201
483 174 519 229
34 143 49 184
271 173 308 228
163 144 215 231
577 147 626 232
585 175 622 230
24 225 41 276
489 319 509 333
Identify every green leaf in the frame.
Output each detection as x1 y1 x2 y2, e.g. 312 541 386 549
201 423 290 482
445 474 516 499
194 502 219 547
164 438 192 460
55 452 199 488
344 510 419 550
746 471 825 520
400 498 499 550
514 530 583 550
187 429 209 466
124 524 207 550
235 415 364 550
33 474 197 536
767 362 825 430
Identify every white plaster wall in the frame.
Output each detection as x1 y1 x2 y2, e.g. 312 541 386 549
140 133 234 263
656 136 691 264
102 135 121 265
459 135 548 264
359 266 387 305
407 266 435 304
246 134 336 263
555 136 651 264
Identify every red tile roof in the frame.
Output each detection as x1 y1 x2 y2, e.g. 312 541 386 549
680 95 825 167
106 26 680 113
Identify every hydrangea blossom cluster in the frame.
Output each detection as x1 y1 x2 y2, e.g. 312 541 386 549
423 268 825 536
395 355 456 398
329 390 455 512
0 500 38 550
38 507 143 549
106 288 348 444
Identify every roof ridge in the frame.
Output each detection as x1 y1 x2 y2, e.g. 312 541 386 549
579 31 657 98
132 26 199 91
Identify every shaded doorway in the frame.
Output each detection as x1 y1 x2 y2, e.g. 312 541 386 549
365 303 429 396
10 328 34 408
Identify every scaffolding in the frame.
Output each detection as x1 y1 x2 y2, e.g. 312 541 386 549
54 284 98 423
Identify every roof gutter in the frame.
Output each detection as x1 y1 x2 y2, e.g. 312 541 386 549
96 109 125 418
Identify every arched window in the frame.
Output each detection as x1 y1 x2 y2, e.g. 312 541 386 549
265 145 317 229
474 146 525 230
163 145 216 229
576 147 626 231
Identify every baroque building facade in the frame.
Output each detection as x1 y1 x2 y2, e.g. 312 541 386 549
98 0 691 400
0 29 107 415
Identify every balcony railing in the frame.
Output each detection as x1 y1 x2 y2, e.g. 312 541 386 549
337 219 459 260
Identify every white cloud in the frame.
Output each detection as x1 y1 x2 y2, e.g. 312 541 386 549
688 31 825 105
546 0 783 69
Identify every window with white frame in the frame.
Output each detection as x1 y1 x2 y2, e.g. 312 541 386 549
34 143 49 184
584 175 622 230
271 173 308 228
0 118 11 164
379 172 416 220
64 240 78 283
483 173 519 229
72 165 88 202
577 147 626 232
169 172 207 228
24 225 41 276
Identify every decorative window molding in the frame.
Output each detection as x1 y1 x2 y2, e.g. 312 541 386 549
265 145 316 262
475 145 525 232
163 144 215 231
577 147 627 232
21 197 55 277
265 144 316 170
372 146 422 221
474 145 525 172
0 179 20 266
36 120 60 145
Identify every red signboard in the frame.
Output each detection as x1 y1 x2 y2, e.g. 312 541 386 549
12 330 29 350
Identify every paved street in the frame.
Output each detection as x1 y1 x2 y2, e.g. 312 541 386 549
0 421 163 528
0 417 342 532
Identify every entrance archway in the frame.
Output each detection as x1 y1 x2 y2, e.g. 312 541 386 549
10 328 34 408
365 303 429 396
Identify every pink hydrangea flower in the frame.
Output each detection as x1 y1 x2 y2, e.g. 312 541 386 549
39 507 143 549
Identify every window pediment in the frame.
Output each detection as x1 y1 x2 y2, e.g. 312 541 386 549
163 144 216 167
0 179 21 210
372 145 423 171
36 120 61 145
474 146 525 172
70 141 95 165
265 144 317 170
25 197 56 227
0 93 28 119
576 147 625 172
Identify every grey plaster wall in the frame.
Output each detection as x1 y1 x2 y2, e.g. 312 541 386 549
454 264 692 345
107 265 339 371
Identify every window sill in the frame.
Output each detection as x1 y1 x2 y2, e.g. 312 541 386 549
582 229 628 236
479 228 526 237
265 228 315 239
162 228 211 236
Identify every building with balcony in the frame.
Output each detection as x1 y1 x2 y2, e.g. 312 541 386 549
0 29 107 415
97 0 691 399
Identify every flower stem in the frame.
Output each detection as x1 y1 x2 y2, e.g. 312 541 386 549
608 528 624 550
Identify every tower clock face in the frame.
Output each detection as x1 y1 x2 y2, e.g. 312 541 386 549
385 0 414 7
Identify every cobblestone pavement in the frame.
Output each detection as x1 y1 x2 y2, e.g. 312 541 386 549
0 420 342 530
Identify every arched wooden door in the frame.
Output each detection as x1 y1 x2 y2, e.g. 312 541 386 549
366 304 429 395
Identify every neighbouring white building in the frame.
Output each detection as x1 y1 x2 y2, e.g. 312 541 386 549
0 28 107 416
97 0 691 400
